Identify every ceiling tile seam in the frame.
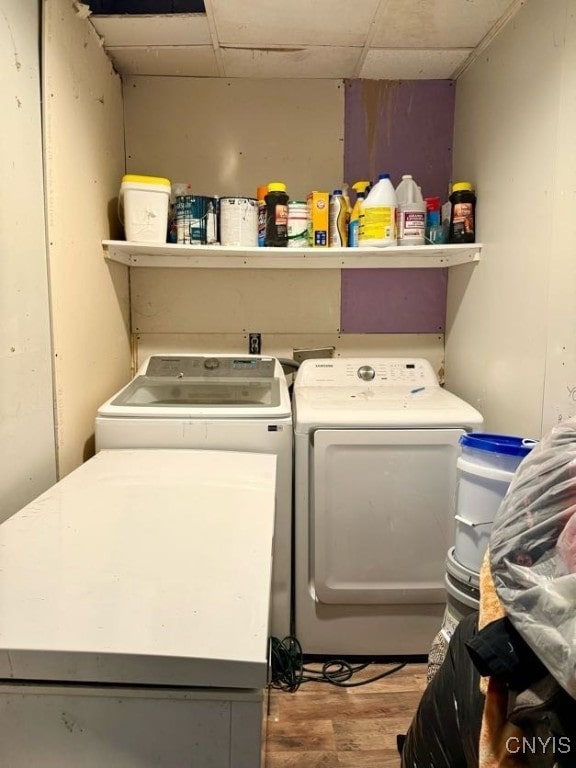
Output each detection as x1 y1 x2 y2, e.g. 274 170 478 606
352 0 393 78
217 44 364 51
89 13 207 20
366 47 474 52
451 0 527 79
103 45 474 52
104 44 214 50
201 0 225 76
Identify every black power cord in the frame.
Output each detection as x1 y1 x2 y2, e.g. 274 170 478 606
270 635 407 693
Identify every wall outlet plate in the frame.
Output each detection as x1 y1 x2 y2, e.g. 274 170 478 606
248 333 262 355
293 347 335 364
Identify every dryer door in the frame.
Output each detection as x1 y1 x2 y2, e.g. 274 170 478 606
311 428 464 605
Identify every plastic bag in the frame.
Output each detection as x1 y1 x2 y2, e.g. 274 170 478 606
489 417 576 699
400 612 484 767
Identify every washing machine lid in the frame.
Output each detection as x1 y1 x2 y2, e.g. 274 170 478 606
293 357 483 431
98 355 291 419
0 449 276 689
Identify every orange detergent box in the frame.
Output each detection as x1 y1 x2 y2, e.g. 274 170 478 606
306 191 329 247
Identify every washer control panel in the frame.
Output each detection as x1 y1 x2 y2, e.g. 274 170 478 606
144 356 276 379
296 358 439 387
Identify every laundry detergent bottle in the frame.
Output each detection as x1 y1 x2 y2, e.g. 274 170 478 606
358 173 397 248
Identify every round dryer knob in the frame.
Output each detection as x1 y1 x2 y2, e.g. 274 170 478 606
357 365 375 381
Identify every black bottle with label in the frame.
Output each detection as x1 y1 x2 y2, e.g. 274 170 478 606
264 182 289 247
449 182 476 244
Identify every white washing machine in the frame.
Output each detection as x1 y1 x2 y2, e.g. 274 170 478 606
95 354 293 639
293 357 483 656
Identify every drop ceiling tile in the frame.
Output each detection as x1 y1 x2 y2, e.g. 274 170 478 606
371 0 518 48
360 48 472 80
221 46 362 78
105 45 219 76
210 0 380 46
90 13 211 46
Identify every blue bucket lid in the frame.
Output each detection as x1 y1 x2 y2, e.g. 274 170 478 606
459 433 538 457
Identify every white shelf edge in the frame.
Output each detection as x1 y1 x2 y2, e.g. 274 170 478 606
102 240 482 269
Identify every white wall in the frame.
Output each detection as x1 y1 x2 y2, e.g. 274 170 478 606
43 0 131 477
0 0 56 521
540 3 576 431
446 0 574 439
123 76 445 367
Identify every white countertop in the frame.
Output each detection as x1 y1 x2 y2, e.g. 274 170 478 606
0 449 276 689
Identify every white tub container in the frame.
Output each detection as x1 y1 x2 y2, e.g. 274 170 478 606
454 433 536 572
120 174 171 243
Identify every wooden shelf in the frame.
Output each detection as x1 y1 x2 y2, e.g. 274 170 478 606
103 240 481 269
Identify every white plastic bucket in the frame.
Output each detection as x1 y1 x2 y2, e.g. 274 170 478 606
454 433 537 572
120 175 171 244
219 197 258 246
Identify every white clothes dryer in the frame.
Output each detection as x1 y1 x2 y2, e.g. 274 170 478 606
95 354 293 639
293 357 483 656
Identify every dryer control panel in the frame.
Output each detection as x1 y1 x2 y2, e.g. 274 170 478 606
295 358 440 388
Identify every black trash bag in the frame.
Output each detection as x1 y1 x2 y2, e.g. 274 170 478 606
400 611 484 768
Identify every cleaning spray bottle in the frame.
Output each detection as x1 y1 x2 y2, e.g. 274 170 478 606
348 180 371 247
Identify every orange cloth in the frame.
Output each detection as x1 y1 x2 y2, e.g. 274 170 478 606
477 549 527 767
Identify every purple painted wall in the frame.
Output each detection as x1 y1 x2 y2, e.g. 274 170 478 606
341 268 447 333
342 80 455 333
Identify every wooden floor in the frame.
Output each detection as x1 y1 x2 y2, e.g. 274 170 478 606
265 662 427 768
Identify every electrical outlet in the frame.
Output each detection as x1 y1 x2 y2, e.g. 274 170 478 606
293 346 335 364
248 333 262 355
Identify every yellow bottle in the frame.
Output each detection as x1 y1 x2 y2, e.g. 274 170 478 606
348 180 371 247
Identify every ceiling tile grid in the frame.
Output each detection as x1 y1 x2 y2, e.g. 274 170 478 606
211 0 382 48
220 47 364 80
88 0 524 79
105 45 219 77
360 48 472 80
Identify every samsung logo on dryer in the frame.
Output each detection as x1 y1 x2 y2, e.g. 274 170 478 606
314 363 334 368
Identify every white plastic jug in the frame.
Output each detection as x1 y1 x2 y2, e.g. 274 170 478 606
358 173 397 248
395 174 426 246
